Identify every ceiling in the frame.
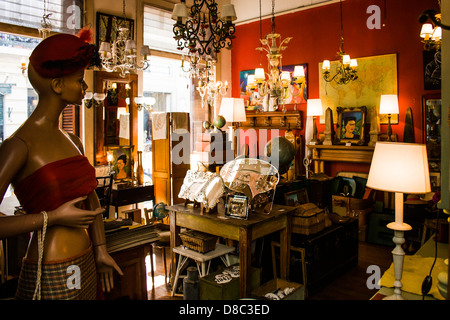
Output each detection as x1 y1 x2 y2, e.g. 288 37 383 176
165 0 338 24
230 0 338 24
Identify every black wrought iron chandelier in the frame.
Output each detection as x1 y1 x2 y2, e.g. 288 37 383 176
171 0 237 57
322 0 358 85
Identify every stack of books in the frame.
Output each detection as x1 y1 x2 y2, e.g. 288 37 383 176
105 220 160 253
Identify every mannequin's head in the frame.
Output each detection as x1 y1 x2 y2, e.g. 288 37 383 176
27 29 99 102
29 30 100 79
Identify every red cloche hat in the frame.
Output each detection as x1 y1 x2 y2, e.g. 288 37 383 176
29 28 99 78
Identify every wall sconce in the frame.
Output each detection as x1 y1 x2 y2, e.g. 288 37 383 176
135 96 156 111
84 92 106 109
379 94 399 141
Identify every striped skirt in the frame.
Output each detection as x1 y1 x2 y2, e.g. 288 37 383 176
15 246 97 300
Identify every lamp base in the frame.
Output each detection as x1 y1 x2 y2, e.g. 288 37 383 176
382 293 406 300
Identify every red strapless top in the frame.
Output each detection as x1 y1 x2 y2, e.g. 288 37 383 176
14 155 97 214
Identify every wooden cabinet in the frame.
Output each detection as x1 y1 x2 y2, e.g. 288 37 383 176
104 244 149 300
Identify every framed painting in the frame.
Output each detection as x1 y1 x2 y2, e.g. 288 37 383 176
336 106 366 145
225 194 249 219
108 145 134 181
96 12 135 47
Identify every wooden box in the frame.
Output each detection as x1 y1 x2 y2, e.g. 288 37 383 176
199 266 261 300
251 278 305 300
292 203 325 235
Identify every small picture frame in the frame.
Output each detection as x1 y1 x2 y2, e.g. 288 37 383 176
430 172 441 191
108 145 134 181
284 188 309 207
336 106 366 145
225 194 249 219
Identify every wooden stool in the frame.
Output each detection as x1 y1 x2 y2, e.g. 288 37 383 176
171 243 235 296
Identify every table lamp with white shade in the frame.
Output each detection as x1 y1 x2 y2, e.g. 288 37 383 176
366 142 431 300
379 94 399 141
307 99 323 144
218 98 247 155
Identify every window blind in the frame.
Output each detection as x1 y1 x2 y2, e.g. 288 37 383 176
143 5 185 54
0 0 83 34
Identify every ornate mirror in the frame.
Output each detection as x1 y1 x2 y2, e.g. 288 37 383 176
94 71 138 165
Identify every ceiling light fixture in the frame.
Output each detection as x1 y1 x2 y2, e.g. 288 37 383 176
98 0 151 77
171 0 237 58
419 1 449 51
247 0 304 111
322 0 358 85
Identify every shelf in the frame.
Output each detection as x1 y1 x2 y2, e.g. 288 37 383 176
238 110 302 130
306 144 375 173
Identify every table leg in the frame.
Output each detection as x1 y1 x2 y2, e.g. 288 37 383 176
280 215 292 279
170 211 181 286
239 227 252 298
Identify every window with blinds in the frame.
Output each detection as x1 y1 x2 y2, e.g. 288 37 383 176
0 0 84 34
143 5 185 54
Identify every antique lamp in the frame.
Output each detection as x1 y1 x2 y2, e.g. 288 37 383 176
367 142 430 300
379 94 399 141
218 98 246 155
307 99 323 145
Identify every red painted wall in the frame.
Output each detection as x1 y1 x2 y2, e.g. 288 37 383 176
230 0 440 176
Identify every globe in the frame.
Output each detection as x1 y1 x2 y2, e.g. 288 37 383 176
202 120 211 130
213 115 226 130
153 202 168 221
264 136 295 175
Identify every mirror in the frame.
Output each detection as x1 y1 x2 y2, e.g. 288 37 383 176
94 71 138 165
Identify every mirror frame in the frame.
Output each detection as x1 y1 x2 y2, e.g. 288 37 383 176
94 71 138 165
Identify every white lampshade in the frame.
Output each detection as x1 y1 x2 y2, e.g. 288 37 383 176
219 98 246 123
254 68 265 81
379 94 399 115
172 3 188 21
432 26 442 40
293 66 305 78
221 4 237 21
342 54 351 66
280 71 290 83
84 91 93 100
367 142 431 194
307 99 323 117
247 74 255 85
140 45 151 56
420 23 434 38
134 96 144 105
99 41 111 53
322 60 331 71
93 93 106 101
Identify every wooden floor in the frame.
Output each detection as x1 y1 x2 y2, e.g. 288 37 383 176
146 241 394 300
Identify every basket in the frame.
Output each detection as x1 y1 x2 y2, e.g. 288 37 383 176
179 230 218 253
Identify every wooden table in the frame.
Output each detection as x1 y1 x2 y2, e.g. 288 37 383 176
167 203 296 298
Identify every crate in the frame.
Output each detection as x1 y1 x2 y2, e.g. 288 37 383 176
200 266 261 300
251 278 305 300
179 230 218 253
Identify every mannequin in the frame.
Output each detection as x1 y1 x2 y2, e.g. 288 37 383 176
0 31 122 299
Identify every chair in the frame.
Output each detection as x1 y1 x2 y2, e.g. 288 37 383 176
95 174 114 219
